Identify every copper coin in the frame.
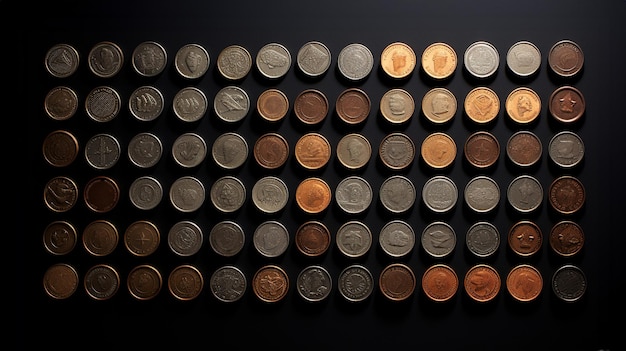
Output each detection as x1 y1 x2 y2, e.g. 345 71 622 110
293 89 328 125
549 220 584 257
84 176 120 213
421 264 458 302
464 87 500 124
506 264 542 302
84 264 120 300
295 220 331 257
43 220 77 255
508 220 542 257
253 132 289 170
82 219 119 256
379 132 415 170
379 263 416 302
295 132 332 170
549 86 585 124
421 132 457 169
43 263 79 299
464 264 501 303
548 176 585 215
127 264 163 301
505 87 541 124
43 176 78 212
380 41 417 79
295 177 331 214
252 265 289 303
548 40 584 78
168 264 204 301
124 220 160 257
42 130 79 167
506 130 542 167
464 131 500 169
421 42 457 80
336 88 371 125
257 88 289 122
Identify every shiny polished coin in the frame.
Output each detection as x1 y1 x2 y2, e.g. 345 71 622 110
295 221 331 257
44 86 78 121
507 175 543 213
337 43 374 81
421 42 457 80
379 219 415 258
295 177 331 214
210 265 247 303
335 176 373 215
422 87 457 124
422 264 458 302
124 220 160 257
132 41 167 77
168 264 204 301
209 221 245 257
174 43 209 79
43 176 78 212
84 264 120 300
212 131 248 170
548 40 584 78
422 175 458 214
505 87 541 124
252 265 289 303
421 221 456 259
506 40 541 77
548 176 585 215
210 176 246 213
84 176 120 213
293 89 329 125
336 220 372 258
127 264 162 301
214 85 250 123
168 220 203 257
464 131 500 169
297 40 332 77
549 221 584 257
172 86 207 122
129 176 163 210
172 132 207 168
548 131 584 168
464 87 500 124
379 132 415 170
45 43 79 78
336 88 371 125
254 132 289 170
380 88 414 124
217 44 252 80
297 265 332 302
421 132 457 169
88 41 123 78
84 133 120 170
506 130 542 167
43 220 77 255
464 264 501 303
464 176 500 213
508 220 542 257
253 220 289 258
464 41 499 79
336 133 372 170
128 132 162 168
380 42 416 79
256 42 291 79
252 176 289 214
295 132 332 170
466 222 500 258
85 85 121 122
43 263 79 299
82 220 118 256
379 175 416 214
169 176 205 212
379 263 416 302
549 86 585 124
128 85 164 122
257 88 289 122
552 264 587 303
338 264 374 302
42 130 79 167
506 264 542 302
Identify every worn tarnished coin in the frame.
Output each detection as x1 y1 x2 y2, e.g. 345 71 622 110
295 177 331 214
174 43 209 79
168 264 204 301
169 176 205 212
548 131 584 168
380 88 414 124
256 42 291 79
209 221 245 258
464 131 500 169
127 264 162 301
466 222 500 258
84 264 120 300
44 86 78 120
549 86 585 124
132 41 167 77
505 87 541 124
550 221 584 257
336 221 372 258
338 264 374 302
129 85 164 121
168 220 203 257
337 43 374 81
422 87 457 124
379 219 415 258
421 132 457 169
295 221 331 257
84 176 120 213
379 175 416 214
552 264 586 303
508 220 542 257
293 89 329 125
252 265 289 303
506 40 541 77
210 265 247 303
421 42 457 80
507 175 543 213
43 263 79 299
254 132 289 170
128 132 162 168
217 44 252 80
335 176 372 215
43 221 77 255
210 175 246 213
506 264 542 302
172 132 206 168
297 41 332 77
254 220 289 258
548 176 585 215
336 133 371 170
464 87 500 124
45 43 79 78
336 88 371 125
85 86 121 122
252 176 289 214
82 220 118 256
506 130 542 167
88 41 123 78
124 220 160 257
214 85 250 123
379 263 416 302
464 176 500 213
464 41 499 79
297 265 332 302
42 130 79 167
380 42 416 79
464 264 501 303
84 133 120 170
422 264 458 302
548 40 584 78
422 175 458 214
173 86 207 122
378 132 415 170
44 176 78 212
421 221 456 259
212 132 248 170
257 88 289 122
295 132 332 170
129 176 162 210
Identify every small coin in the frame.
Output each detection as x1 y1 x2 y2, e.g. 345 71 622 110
169 176 205 212
421 132 457 169
127 132 162 168
127 264 162 301
88 41 124 78
421 221 456 259
295 221 331 257
211 132 248 170
379 88 414 124
44 86 78 121
552 264 587 303
336 221 372 258
168 264 204 301
254 132 289 170
85 86 121 122
256 42 291 79
253 220 290 258
214 85 250 123
128 85 164 121
174 43 210 79
173 86 207 122
293 89 329 125
295 132 332 170
422 175 458 214
464 131 499 169
257 88 289 122
464 87 500 124
550 220 584 257
548 40 584 78
43 176 78 212
464 176 500 213
84 133 120 170
209 221 245 258
422 264 458 302
378 132 415 170
210 176 246 213
548 131 584 168
295 177 331 214
507 175 543 213
252 265 289 303
217 44 252 80
338 264 374 302
548 176 585 215
379 175 416 214
506 264 542 302
84 264 120 300
172 132 207 168
168 220 203 257
379 219 415 258
508 220 542 257
129 176 163 210
252 176 289 214
336 88 371 125
379 263 416 302
82 220 118 256
506 40 541 77
505 87 541 124
549 86 585 124
84 176 120 213
297 41 332 77
421 87 457 124
464 41 499 79
337 43 374 81
335 176 373 215
297 265 332 302
42 130 79 167
45 43 79 78
506 130 542 167
380 42 416 79
43 220 77 255
210 265 247 303
466 222 500 258
464 264 501 303
336 133 371 170
43 263 79 299
421 42 457 80
132 41 167 77
124 220 160 257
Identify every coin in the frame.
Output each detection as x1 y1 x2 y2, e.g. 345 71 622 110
379 263 416 302
507 175 543 213
422 175 458 214
466 222 500 258
506 40 541 77
548 40 584 78
338 264 374 302
173 86 207 122
45 43 79 78
132 41 167 77
464 41 499 79
295 132 332 170
464 131 500 169
464 87 500 124
168 264 204 301
421 42 457 80
295 221 331 257
210 176 246 213
42 130 79 167
84 176 120 213
336 88 371 125
129 176 163 210
293 89 329 125
506 130 542 167
548 131 584 168
549 221 584 257
464 264 501 303
257 88 289 122
82 219 118 256
335 176 373 215
464 175 500 213
379 132 415 170
127 264 162 301
548 176 585 215
421 87 457 124
212 131 248 170
379 88 414 124
421 221 456 258
549 86 585 124
85 86 121 122
508 220 542 257
84 264 120 300
337 43 374 81
297 41 332 77
84 133 120 170
256 42 291 79
210 265 247 303
253 220 290 258
214 85 250 123
505 87 541 124
43 176 78 212
128 85 164 121
379 175 416 214
420 132 457 169
506 264 542 302
44 86 78 121
168 220 203 257
209 221 245 258
172 132 207 168
254 132 289 170
379 219 415 258
252 176 289 214
552 264 587 303
124 220 160 257
336 133 372 170
128 132 162 168
296 265 332 302
88 41 123 78
252 265 289 303
43 263 79 299
174 43 209 79
43 220 77 255
217 44 252 80
422 264 458 302
169 176 205 212
295 177 331 214
380 42 416 79
336 221 372 258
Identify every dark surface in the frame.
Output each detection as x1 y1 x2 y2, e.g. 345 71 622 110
7 1 624 350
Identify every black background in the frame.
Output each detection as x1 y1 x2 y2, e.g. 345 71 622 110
6 1 624 350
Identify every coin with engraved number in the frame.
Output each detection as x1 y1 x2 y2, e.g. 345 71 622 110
172 132 207 168
85 86 121 122
174 43 210 79
379 263 416 302
466 222 500 258
337 43 374 81
209 221 245 258
506 264 542 302
43 263 79 299
464 131 500 169
297 265 332 302
129 176 163 210
549 221 584 257
422 264 458 302
464 264 501 303
295 132 332 170
169 176 205 212
464 176 500 213
252 176 289 214
421 132 457 169
548 131 584 168
84 176 120 213
422 175 458 214
421 222 456 259
508 220 542 257
129 85 164 121
464 41 499 79
253 220 290 258
254 132 289 170
257 88 289 122
82 220 118 256
252 265 289 303
506 40 541 78
464 87 500 124
44 86 78 121
127 264 162 301
552 264 586 303
338 264 374 302
173 86 207 122
336 221 372 258
379 175 416 214
132 41 167 77
42 130 79 167
128 132 162 168
548 40 584 78
380 88 414 124
168 220 203 257
214 85 250 123
295 177 331 214
378 132 415 170
507 175 543 213
43 220 77 255
422 42 457 80
168 264 204 301
88 41 124 78
549 86 585 124
422 87 457 124
212 131 248 170
217 44 252 80
336 133 372 170
256 42 291 79
380 42 416 79
124 220 160 257
45 43 79 78
295 221 331 257
379 220 415 258
210 176 246 213
85 133 120 170
293 89 329 125
44 176 78 212
336 88 371 125
210 265 247 303
297 41 332 77
548 176 585 215
335 176 372 215
505 87 541 124
84 264 120 300
506 130 542 167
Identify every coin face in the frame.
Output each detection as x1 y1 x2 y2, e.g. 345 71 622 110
422 87 457 124
421 132 457 169
548 40 584 77
43 263 79 299
422 264 458 302
508 220 542 257
88 41 124 78
43 220 77 255
172 132 207 168
85 86 121 122
335 176 373 215
336 88 371 125
421 221 456 258
379 220 415 258
379 132 415 170
549 221 584 257
549 86 585 124
380 88 415 124
45 43 79 78
336 221 372 258
464 176 500 213
338 264 374 302
297 41 332 77
169 176 205 212
296 265 332 302
129 85 164 122
82 220 119 256
217 44 252 80
256 42 291 79
124 220 160 257
257 88 289 122
210 176 246 213
505 87 541 124
44 176 78 212
295 221 331 257
464 264 501 303
506 130 542 167
295 132 332 170
172 86 208 122
421 42 457 80
42 130 79 167
464 87 500 124
295 177 331 214
464 131 500 169
85 133 120 170
548 131 584 168
212 132 248 170
252 176 289 214
84 176 120 213
253 220 289 258
464 41 499 79
84 264 120 300
548 176 585 215
379 263 416 302
168 220 203 257
209 221 245 257
422 175 458 214
210 265 247 303
254 133 289 170
174 43 210 79
127 264 162 301
168 265 204 301
552 265 586 303
293 89 329 125
252 265 289 303
44 86 78 121
379 175 416 214
466 222 500 258
506 40 541 77
129 176 163 210
214 86 250 123
336 133 372 170
506 264 542 302
128 132 163 168
132 41 167 77
507 175 543 213
380 42 416 79
337 43 374 81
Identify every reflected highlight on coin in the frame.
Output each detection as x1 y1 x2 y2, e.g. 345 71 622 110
506 264 542 303
257 88 289 122
548 40 584 78
127 265 162 301
84 264 120 300
380 42 416 79
548 131 584 168
336 133 371 170
552 264 586 303
421 42 457 80
295 221 331 257
168 264 204 301
174 43 210 79
45 43 79 78
464 41 499 79
217 44 252 80
295 177 331 214
464 264 501 303
421 132 457 169
506 131 542 167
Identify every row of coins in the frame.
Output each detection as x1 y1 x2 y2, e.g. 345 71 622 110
44 39 583 81
42 261 587 303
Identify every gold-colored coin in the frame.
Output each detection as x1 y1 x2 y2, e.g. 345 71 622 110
421 42 457 80
295 132 332 170
380 42 416 79
421 132 457 169
505 87 541 124
257 88 289 122
295 177 331 214
422 87 457 124
464 87 500 124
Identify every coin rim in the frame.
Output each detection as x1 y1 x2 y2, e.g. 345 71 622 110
465 222 500 258
506 40 541 77
463 86 500 124
463 130 500 169
421 221 457 258
256 88 290 122
296 265 333 302
548 130 585 168
506 130 542 167
378 262 416 302
174 43 210 79
295 177 332 214
464 175 500 213
335 87 371 125
296 40 332 77
507 220 543 257
421 263 458 302
548 175 585 215
551 264 587 302
549 220 584 257
421 42 458 80
127 264 163 300
295 132 332 170
294 220 331 257
336 133 372 170
506 264 543 302
380 41 416 79
421 87 457 124
253 132 289 169
464 263 501 303
217 44 252 80
548 85 586 123
420 132 457 169
336 220 372 258
209 265 247 303
168 264 204 301
131 41 167 77
379 219 415 258
255 42 292 79
548 39 584 77
505 87 541 124
463 40 500 78
45 43 80 78
252 264 290 303
43 263 79 299
124 220 160 257
506 174 543 213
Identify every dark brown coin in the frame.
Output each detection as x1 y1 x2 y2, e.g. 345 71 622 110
506 130 542 167
421 264 458 302
43 220 77 255
84 176 120 213
464 264 501 303
336 88 371 125
552 264 587 302
42 130 79 167
548 40 584 78
168 264 204 301
127 264 163 300
379 263 415 302
295 221 331 257
549 176 585 215
124 220 160 257
549 221 584 257
464 131 500 169
84 264 120 300
43 176 78 212
43 263 79 299
506 264 542 302
508 220 542 257
82 219 119 256
549 86 585 124
252 265 289 303
253 132 289 170
293 89 329 125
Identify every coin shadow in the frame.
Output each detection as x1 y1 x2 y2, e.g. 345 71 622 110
372 290 414 320
333 64 371 88
375 65 414 88
547 65 584 86
416 290 458 318
375 110 412 134
460 199 501 227
330 108 367 134
503 239 545 266
250 109 286 134
502 110 540 132
250 66 288 87
461 66 498 86
460 109 500 133
294 64 329 83
461 153 500 177
546 109 586 133
288 108 325 134
504 65 540 85
546 156 585 177
418 108 455 134
502 289 544 314
503 156 542 178
459 291 501 314
418 67 456 88
211 64 249 86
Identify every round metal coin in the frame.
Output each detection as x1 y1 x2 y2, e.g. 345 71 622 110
43 176 78 213
422 264 458 302
82 220 119 256
548 131 584 168
132 41 167 77
295 177 331 214
124 220 160 257
379 219 415 258
549 86 585 124
168 264 204 301
297 41 332 77
88 41 123 78
295 221 331 257
506 264 542 303
379 263 416 302
42 130 79 167
336 133 372 170
43 220 77 255
466 222 500 258
295 132 332 170
338 264 374 302
256 42 291 79
43 263 79 299
380 88 415 124
84 264 120 300
296 265 332 302
549 220 584 257
172 86 207 122
209 221 245 258
506 130 542 167
421 42 457 80
379 175 416 214
257 88 289 122
464 41 499 79
253 220 290 258
168 220 203 257
293 89 329 125
252 176 289 214
421 87 457 124
84 176 120 213
214 85 250 123
252 265 289 303
217 44 252 80
337 43 374 81
421 221 456 259
548 40 584 78
506 40 541 77
128 85 164 121
44 86 78 121
464 131 500 169
85 86 121 122
552 264 587 303
505 87 541 124
507 175 543 213
380 41 416 79
422 175 458 214
508 220 542 257
464 176 500 213
421 132 457 169
172 132 207 168
464 86 500 124
45 43 79 78
464 264 501 303
127 264 162 301
210 176 246 213
335 176 373 215
336 221 372 258
127 132 162 168
336 87 371 125
84 133 121 170
210 265 247 303
253 132 289 170
212 131 248 170
174 43 209 79
378 132 415 171
169 176 205 212
129 176 163 210
548 176 585 215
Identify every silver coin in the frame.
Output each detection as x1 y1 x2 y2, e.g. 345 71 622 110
296 265 332 302
421 221 456 258
464 41 499 79
338 264 374 302
464 175 500 213
335 176 372 215
88 41 124 78
85 86 121 122
128 85 164 121
552 264 586 303
169 176 205 212
168 220 203 256
256 42 291 79
336 220 372 258
172 132 207 168
217 44 252 80
252 176 289 214
422 175 458 213
379 88 415 124
507 175 543 213
214 86 250 122
336 133 372 170
45 43 79 78
172 86 207 122
506 40 541 77
379 175 416 214
253 220 289 258
210 265 247 303
127 132 162 168
379 132 415 170
84 133 120 170
337 43 374 81
379 219 415 258
548 131 584 168
174 43 210 79
209 221 245 257
128 176 163 210
132 41 167 77
297 41 332 77
466 222 500 258
44 86 78 121
210 176 246 213
212 132 248 169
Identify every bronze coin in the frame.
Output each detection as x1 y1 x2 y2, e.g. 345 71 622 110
548 40 584 78
506 264 542 302
380 41 417 79
464 87 500 124
253 132 289 170
549 220 584 257
252 264 289 303
127 264 163 301
43 263 79 299
43 220 77 255
43 176 78 212
293 89 328 125
295 221 331 257
421 42 457 80
82 219 119 256
336 88 371 125
168 264 204 301
42 130 79 167
506 130 542 167
549 86 585 124
421 264 458 302
508 220 542 257
420 132 457 169
84 264 120 300
257 88 289 122
464 264 501 303
295 177 332 214
124 220 160 257
548 176 585 215
464 131 500 168
295 132 332 170
505 87 541 124
84 175 120 213
379 263 416 302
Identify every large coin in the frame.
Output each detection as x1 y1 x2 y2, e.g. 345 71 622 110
464 41 499 79
257 88 289 122
88 41 123 78
421 42 457 80
379 263 415 302
506 264 542 302
256 42 291 79
295 132 332 170
379 175 416 214
337 43 374 81
335 176 373 215
84 133 120 170
506 130 542 167
127 265 162 301
210 265 247 303
43 221 77 256
338 264 374 302
132 41 167 77
336 133 371 170
508 220 542 257
548 176 585 215
209 221 245 258
128 176 163 211
83 176 120 213
295 177 331 214
172 86 207 122
253 220 290 258
253 132 289 170
169 176 205 213
44 86 78 121
420 132 457 169
297 41 332 77
252 176 289 214
422 175 458 214
212 132 248 170
168 220 203 257
336 221 372 258
82 220 118 256
43 176 78 213
336 88 371 125
85 86 121 122
421 87 457 124
379 219 415 258
210 176 246 213
548 86 585 124
507 175 543 213
43 263 79 299
171 132 206 168
378 132 415 170
552 264 586 303
174 43 209 79
464 264 501 303
84 264 120 300
42 130 79 167
379 88 414 124
293 89 329 125
464 175 500 213
214 86 250 123
506 40 541 77
466 222 500 258
295 221 331 257
168 264 204 301
128 85 164 122
464 87 500 124
45 43 79 78
217 44 252 80
464 131 500 169
422 264 458 303
549 220 584 257
505 87 541 124
252 265 289 303
548 131 584 168
127 132 162 168
296 265 332 302
380 42 416 79
421 221 456 258
548 40 584 78
124 220 160 257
